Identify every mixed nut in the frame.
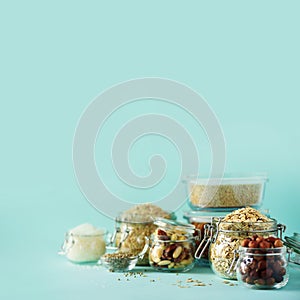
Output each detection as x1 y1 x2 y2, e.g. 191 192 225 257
237 235 288 288
149 227 195 272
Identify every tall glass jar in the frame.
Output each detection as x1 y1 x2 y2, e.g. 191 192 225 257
236 246 289 289
207 217 285 279
148 218 196 272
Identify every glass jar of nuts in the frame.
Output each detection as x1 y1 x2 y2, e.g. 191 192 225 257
198 207 286 279
148 218 196 272
236 236 289 289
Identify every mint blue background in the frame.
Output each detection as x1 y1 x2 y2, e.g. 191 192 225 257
1 1 299 299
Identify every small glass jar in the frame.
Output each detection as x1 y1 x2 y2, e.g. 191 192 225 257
236 246 289 289
60 228 106 263
148 218 196 272
113 210 176 266
205 217 285 279
114 218 156 266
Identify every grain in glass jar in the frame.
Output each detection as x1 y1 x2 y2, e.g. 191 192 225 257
113 204 175 266
196 207 285 279
210 217 285 279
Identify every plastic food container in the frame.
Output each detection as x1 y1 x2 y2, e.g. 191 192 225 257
185 173 268 210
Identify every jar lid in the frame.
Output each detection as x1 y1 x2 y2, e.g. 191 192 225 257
285 233 300 253
68 223 106 236
115 204 176 223
184 172 268 185
292 232 300 242
154 217 195 233
183 210 227 223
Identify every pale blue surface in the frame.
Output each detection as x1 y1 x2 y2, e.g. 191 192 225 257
1 1 300 299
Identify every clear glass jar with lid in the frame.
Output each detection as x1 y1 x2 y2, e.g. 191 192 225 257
184 210 227 265
148 218 196 272
206 217 285 279
59 224 107 264
112 204 176 266
114 218 157 266
236 246 289 289
284 232 300 266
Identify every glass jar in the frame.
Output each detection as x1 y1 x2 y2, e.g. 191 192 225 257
113 209 176 266
236 246 289 289
60 227 106 263
184 210 227 265
114 218 156 266
148 218 196 272
190 216 211 265
203 217 285 279
284 232 300 266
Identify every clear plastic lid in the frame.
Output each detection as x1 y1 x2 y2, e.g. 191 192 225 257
186 172 268 185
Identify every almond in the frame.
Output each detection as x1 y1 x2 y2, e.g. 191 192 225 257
172 246 183 259
158 260 171 266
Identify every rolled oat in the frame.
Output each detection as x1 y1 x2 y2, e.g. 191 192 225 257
209 207 279 279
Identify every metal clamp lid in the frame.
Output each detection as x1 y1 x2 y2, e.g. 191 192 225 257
277 224 286 239
194 224 214 259
108 225 131 250
285 232 300 266
58 232 75 255
227 249 240 276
